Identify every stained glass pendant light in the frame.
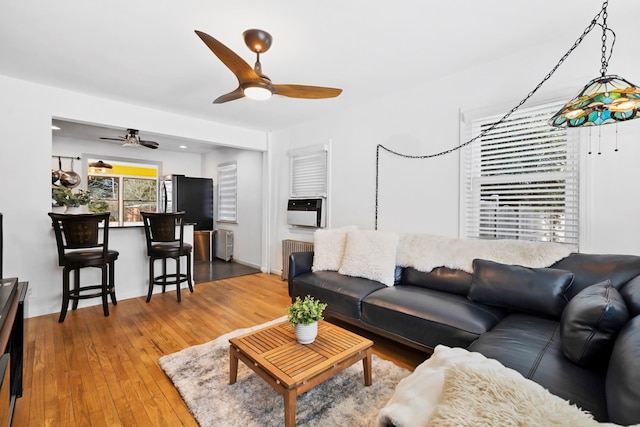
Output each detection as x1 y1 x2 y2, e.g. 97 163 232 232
549 0 640 128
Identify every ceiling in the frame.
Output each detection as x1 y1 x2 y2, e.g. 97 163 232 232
1 1 636 135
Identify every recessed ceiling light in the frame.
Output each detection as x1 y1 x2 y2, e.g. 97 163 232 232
179 145 188 149
51 125 61 130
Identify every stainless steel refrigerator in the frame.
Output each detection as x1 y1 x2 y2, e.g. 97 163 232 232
161 175 214 261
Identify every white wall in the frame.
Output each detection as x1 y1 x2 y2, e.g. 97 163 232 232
0 75 265 318
202 147 264 269
267 36 640 275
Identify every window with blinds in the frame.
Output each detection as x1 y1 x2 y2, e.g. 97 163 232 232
461 102 579 245
217 162 237 223
290 144 328 198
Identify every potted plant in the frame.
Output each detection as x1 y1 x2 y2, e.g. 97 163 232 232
287 295 327 344
52 187 91 213
51 187 68 212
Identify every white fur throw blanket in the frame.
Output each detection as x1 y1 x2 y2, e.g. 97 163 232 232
377 345 616 427
396 234 575 274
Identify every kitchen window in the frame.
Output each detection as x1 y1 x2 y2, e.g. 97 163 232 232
87 160 159 225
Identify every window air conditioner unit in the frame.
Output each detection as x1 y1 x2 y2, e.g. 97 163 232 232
286 198 326 228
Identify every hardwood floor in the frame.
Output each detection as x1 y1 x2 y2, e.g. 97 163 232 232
14 273 428 426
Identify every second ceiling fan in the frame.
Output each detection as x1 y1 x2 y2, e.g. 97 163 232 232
195 29 342 104
99 129 159 149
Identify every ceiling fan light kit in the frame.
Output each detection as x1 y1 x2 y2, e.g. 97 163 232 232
243 82 273 100
194 28 342 104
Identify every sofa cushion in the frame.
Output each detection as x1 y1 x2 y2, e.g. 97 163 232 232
560 280 628 368
468 313 608 422
291 271 386 319
338 230 399 287
468 259 574 319
361 286 506 350
401 266 473 296
606 315 640 426
312 225 357 272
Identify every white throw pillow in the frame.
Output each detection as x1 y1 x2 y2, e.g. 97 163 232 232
312 226 357 272
339 230 399 287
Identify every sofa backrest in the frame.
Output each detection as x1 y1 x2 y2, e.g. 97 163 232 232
619 276 640 318
400 266 472 296
398 252 640 316
551 253 640 299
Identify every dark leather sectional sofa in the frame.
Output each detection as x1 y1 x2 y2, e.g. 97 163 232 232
289 251 640 425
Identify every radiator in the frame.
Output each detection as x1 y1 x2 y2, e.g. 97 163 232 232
281 239 314 280
215 229 234 262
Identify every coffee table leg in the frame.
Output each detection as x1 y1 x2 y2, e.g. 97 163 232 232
229 345 238 384
284 390 296 427
362 349 372 386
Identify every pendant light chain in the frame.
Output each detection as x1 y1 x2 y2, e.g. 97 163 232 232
374 1 609 230
600 0 609 76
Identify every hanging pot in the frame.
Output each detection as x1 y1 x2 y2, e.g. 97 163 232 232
60 158 81 188
52 157 63 185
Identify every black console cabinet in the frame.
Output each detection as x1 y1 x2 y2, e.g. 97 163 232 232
0 278 27 426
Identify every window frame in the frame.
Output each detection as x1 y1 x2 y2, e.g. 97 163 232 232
289 144 329 199
217 161 238 223
459 100 580 245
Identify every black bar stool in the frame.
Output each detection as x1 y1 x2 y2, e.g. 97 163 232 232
48 212 119 323
141 212 193 302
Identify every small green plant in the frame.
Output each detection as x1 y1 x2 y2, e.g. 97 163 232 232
51 187 90 207
89 200 109 213
287 295 328 326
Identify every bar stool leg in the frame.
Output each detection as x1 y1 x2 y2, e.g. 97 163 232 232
187 253 194 293
72 269 80 311
59 267 71 323
161 258 167 293
101 265 109 317
176 257 182 303
109 261 118 305
146 258 155 303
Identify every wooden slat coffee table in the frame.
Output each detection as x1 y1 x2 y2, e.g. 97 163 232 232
229 320 373 427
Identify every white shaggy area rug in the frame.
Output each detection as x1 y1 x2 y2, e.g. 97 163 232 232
159 317 411 427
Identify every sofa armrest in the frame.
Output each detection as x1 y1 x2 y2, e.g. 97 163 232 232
288 251 314 296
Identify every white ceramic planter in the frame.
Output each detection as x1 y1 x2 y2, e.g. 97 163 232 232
294 322 318 344
65 205 89 214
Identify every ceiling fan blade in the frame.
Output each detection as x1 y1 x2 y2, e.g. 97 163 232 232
272 84 342 99
99 137 125 141
194 30 261 84
214 87 246 104
139 140 159 149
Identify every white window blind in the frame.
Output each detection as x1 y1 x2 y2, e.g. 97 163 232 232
217 162 237 223
290 145 328 198
461 102 579 245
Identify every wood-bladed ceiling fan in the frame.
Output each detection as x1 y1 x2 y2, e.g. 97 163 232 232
194 29 343 104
